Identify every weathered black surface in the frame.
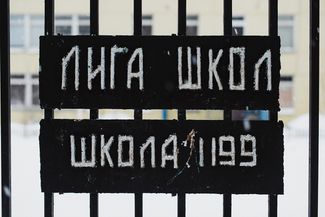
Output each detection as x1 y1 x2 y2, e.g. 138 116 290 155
39 36 280 110
40 119 284 194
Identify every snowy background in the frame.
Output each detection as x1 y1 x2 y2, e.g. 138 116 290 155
7 114 325 217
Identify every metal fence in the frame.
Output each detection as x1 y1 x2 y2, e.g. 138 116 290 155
0 0 320 217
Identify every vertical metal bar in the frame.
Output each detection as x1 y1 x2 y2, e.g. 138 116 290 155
177 1 186 217
44 193 54 217
134 0 142 36
90 110 99 120
178 111 186 121
133 1 143 217
90 0 99 35
223 111 232 120
134 110 143 120
223 1 232 217
223 0 232 36
44 1 55 217
178 0 186 36
135 193 143 217
44 110 54 120
268 0 278 37
90 193 98 217
268 1 278 216
223 194 231 217
90 0 99 37
223 0 232 121
89 3 99 120
268 194 277 217
90 1 99 217
45 0 54 36
177 193 186 217
133 1 142 121
1 0 11 217
309 0 319 216
44 4 54 121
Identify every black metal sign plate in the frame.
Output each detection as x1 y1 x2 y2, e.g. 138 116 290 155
39 36 280 110
40 119 283 194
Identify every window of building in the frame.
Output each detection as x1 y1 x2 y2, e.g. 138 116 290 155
31 75 40 105
279 16 294 51
30 16 44 48
10 15 25 48
232 16 244 36
10 15 44 50
78 16 90 35
56 16 73 35
279 76 294 113
142 15 152 36
11 75 26 106
186 15 198 36
55 15 90 35
11 74 39 108
10 14 89 49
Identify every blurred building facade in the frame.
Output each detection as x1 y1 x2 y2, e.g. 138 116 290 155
9 0 325 124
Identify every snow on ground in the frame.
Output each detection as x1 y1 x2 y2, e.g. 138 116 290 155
9 117 325 217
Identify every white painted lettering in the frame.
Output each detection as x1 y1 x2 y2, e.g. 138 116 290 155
219 136 235 166
88 47 105 90
254 49 272 91
209 49 223 90
127 48 144 90
62 46 79 90
178 47 202 90
161 135 178 168
100 135 114 167
70 134 96 168
118 135 134 167
110 45 128 89
199 137 204 167
239 134 257 167
211 137 217 166
140 136 156 168
229 47 245 90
